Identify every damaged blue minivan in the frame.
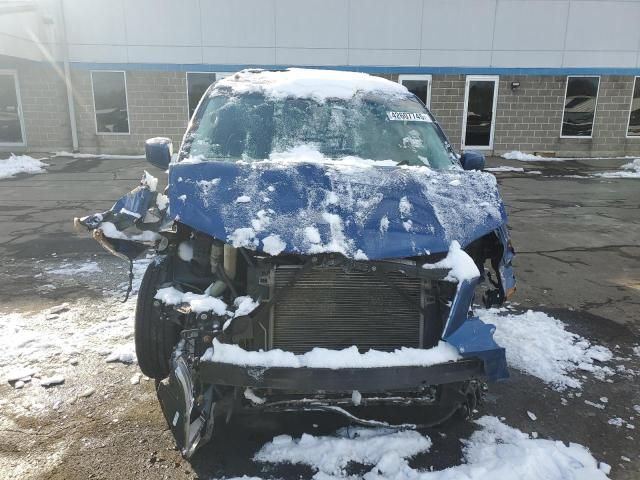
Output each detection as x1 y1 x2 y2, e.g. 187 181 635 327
77 68 515 457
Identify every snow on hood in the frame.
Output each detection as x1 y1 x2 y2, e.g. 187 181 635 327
214 68 409 103
167 151 507 260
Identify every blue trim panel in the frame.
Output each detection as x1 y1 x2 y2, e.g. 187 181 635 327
70 62 640 76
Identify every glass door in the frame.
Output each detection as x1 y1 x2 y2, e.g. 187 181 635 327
462 75 499 149
0 71 25 146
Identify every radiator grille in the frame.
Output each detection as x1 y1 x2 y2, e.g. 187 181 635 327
270 266 423 354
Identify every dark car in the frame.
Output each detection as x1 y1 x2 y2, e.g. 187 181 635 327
77 68 516 457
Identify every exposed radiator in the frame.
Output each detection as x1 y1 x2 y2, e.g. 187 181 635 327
269 266 424 354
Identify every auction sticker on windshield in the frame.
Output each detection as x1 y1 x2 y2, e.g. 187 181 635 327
387 112 432 122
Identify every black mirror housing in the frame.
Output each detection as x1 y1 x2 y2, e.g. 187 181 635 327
145 137 173 170
460 151 485 171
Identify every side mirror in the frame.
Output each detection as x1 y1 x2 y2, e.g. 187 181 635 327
460 151 485 171
145 137 173 170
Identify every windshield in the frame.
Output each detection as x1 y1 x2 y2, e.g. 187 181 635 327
181 88 457 170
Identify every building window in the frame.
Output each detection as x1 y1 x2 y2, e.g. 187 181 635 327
627 76 640 137
91 71 130 134
398 74 431 108
561 76 599 138
462 75 499 149
187 72 217 119
0 71 25 145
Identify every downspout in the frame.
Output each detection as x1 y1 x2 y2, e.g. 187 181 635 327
58 0 78 152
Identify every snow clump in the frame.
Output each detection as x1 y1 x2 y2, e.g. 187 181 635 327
0 154 48 179
478 308 613 390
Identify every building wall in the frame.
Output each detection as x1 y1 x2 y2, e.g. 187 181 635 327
0 57 71 151
56 0 640 70
2 57 639 156
71 70 188 153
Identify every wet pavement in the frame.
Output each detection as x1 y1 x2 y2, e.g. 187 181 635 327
0 154 638 479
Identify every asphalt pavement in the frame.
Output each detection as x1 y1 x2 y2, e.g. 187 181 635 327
0 154 638 479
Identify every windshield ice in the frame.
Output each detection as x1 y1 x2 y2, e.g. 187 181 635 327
181 90 457 170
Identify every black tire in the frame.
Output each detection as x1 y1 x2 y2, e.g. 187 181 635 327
135 257 180 379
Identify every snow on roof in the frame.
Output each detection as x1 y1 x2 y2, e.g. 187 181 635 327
215 68 410 102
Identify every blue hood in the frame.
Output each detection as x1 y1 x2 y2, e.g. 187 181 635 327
167 160 507 260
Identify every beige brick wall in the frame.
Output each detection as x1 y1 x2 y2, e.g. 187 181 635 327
71 70 189 154
2 58 639 158
0 57 72 151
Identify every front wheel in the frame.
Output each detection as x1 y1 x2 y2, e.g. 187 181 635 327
135 257 180 379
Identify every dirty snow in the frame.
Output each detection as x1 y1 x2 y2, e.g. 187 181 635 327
254 416 609 479
486 166 525 172
594 159 640 179
216 68 409 103
0 154 48 179
423 240 480 283
105 344 137 364
202 338 460 368
501 151 546 161
53 151 145 160
46 261 102 276
479 309 613 390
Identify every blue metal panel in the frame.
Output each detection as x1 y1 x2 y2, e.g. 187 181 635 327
445 317 509 382
167 160 508 259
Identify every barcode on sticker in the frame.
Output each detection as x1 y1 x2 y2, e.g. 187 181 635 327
387 111 432 122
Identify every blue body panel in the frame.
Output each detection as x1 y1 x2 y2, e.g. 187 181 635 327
167 160 508 259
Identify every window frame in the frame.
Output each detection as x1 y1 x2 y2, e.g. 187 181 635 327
398 74 432 109
186 72 233 121
625 76 640 139
90 70 130 136
0 69 26 147
559 75 600 139
461 75 499 150
186 71 217 121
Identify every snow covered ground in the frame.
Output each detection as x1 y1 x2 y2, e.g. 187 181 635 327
0 154 48 179
594 159 640 179
0 254 637 479
479 308 614 390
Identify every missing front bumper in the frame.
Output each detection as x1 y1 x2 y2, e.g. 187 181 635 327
195 358 485 393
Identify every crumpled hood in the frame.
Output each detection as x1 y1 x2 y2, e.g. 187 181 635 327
167 160 507 260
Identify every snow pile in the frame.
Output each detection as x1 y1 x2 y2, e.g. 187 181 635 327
53 151 145 160
0 154 48 179
254 416 610 479
202 338 460 368
255 427 431 478
105 344 136 364
594 159 640 179
233 296 259 317
501 151 546 161
485 166 525 172
154 286 229 315
216 68 409 103
423 240 480 282
479 309 613 390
